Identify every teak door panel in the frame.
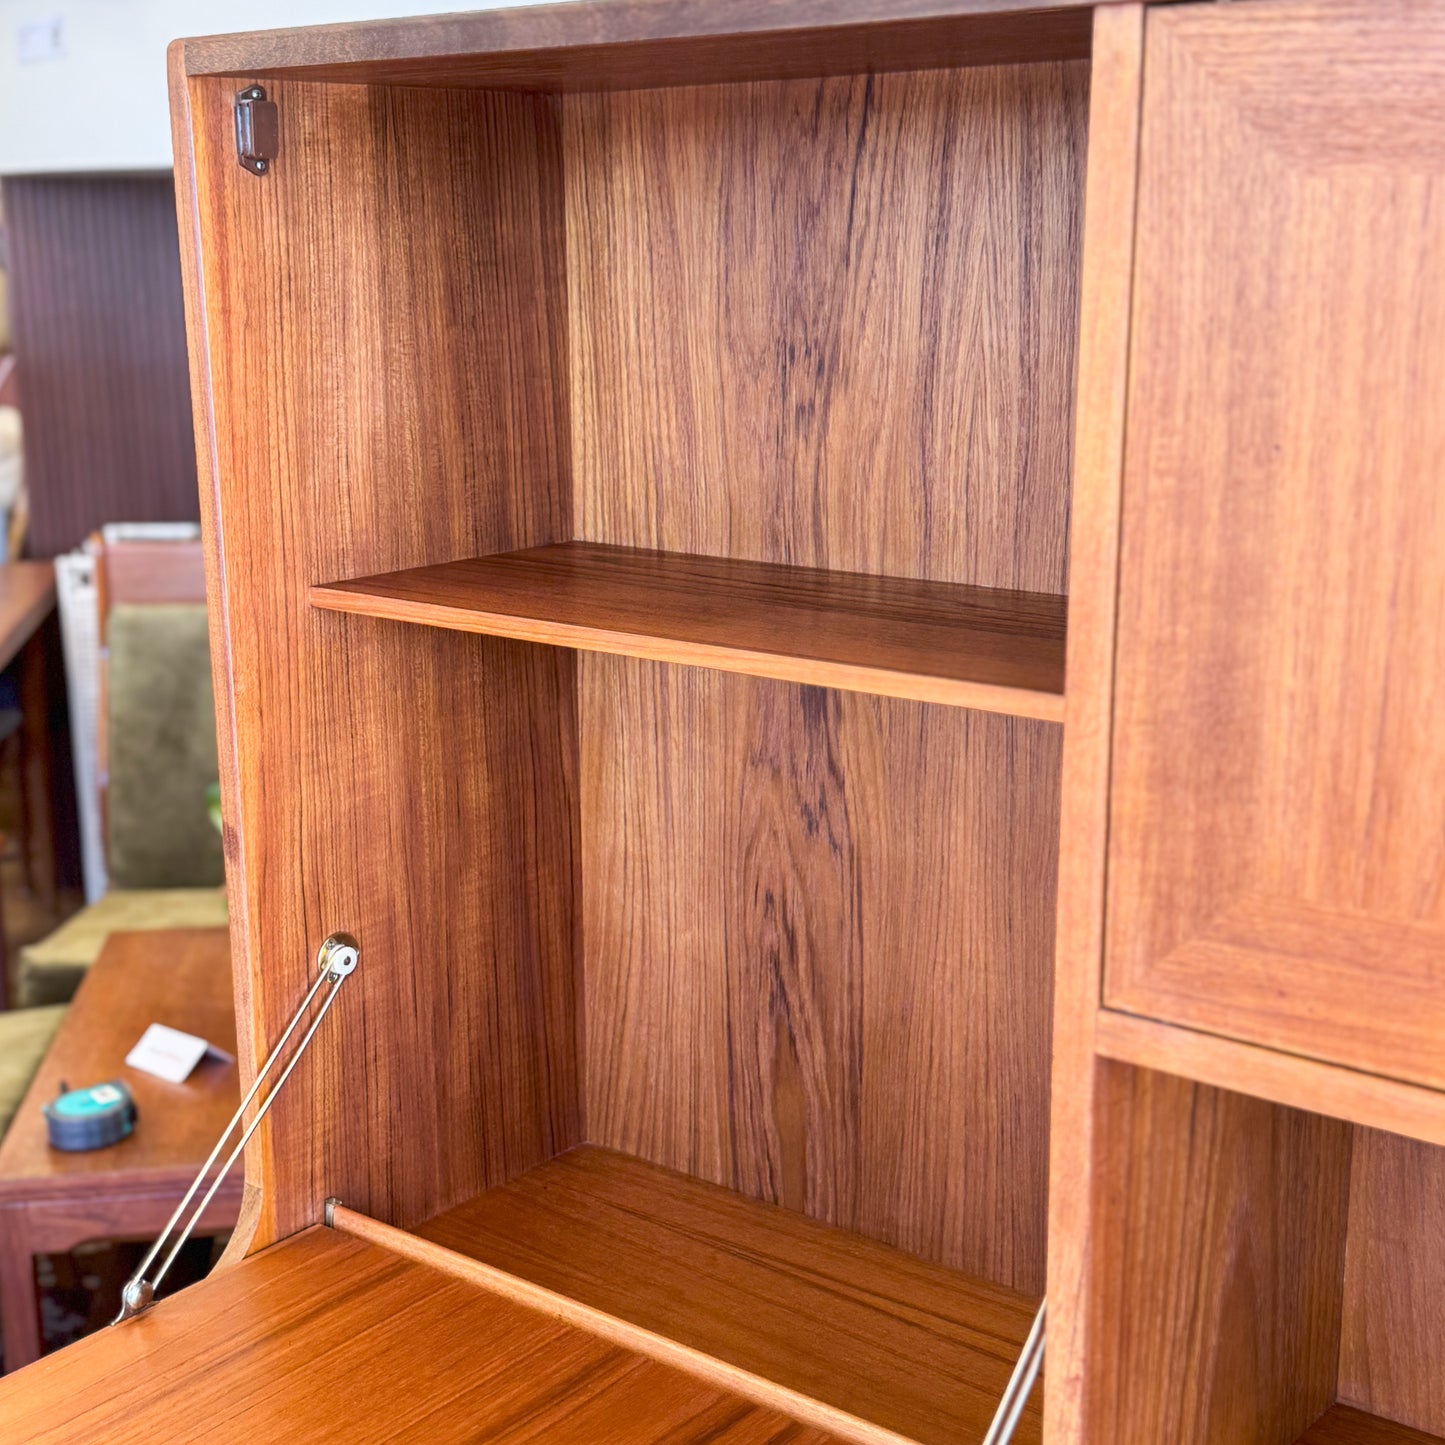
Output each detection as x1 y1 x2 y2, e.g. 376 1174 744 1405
1105 0 1445 1087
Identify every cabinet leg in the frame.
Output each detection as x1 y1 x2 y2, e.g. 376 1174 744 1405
0 1227 42 1373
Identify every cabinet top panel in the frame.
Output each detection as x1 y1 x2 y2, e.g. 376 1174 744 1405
173 0 1092 91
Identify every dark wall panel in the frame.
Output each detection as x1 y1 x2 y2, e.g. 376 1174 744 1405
2 174 197 558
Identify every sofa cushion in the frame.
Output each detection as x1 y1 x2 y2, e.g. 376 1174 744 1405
0 1005 67 1138
107 603 224 890
17 888 229 1008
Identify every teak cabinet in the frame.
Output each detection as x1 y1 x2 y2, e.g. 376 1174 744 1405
1 2 1443 1442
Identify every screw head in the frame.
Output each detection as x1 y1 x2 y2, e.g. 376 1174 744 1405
254 159 267 172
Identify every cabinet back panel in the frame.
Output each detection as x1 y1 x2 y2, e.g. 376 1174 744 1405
1082 1063 1351 1445
565 61 1087 593
180 76 578 1246
581 656 1060 1293
1339 1129 1445 1437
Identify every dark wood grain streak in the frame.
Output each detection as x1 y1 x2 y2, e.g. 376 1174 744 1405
0 1228 840 1442
1083 1063 1352 1444
178 2 1091 90
177 74 578 1249
414 1147 1043 1445
567 63 1087 595
582 658 1060 1294
1 175 198 557
312 542 1067 720
1298 1407 1445 1445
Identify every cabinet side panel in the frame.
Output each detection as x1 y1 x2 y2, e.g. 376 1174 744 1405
1084 1062 1351 1444
565 61 1087 593
582 657 1060 1294
1339 1129 1445 1436
180 75 578 1244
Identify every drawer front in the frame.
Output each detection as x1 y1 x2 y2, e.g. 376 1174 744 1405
1104 0 1445 1086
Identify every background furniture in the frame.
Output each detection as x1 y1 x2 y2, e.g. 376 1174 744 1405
15 534 225 1010
0 560 60 1003
0 928 239 1372
0 2 1441 1442
0 176 198 560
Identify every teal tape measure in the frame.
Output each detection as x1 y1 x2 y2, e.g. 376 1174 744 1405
43 1080 137 1151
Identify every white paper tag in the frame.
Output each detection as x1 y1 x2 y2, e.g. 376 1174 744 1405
125 1024 231 1085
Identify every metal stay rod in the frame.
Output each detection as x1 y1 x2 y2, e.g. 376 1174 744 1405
981 1298 1047 1445
113 932 359 1324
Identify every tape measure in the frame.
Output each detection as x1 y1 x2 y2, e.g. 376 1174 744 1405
43 1080 137 1151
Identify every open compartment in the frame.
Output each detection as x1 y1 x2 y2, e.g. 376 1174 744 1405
1077 1061 1445 1445
169 4 1091 1439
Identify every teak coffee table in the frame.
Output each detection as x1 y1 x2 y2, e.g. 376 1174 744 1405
0 928 240 1370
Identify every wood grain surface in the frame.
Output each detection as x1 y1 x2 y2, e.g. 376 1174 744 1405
411 1146 1041 1445
567 62 1086 596
0 1227 839 1443
1041 7 1141 1441
177 2 1092 90
1082 1062 1352 1444
1104 0 1445 1086
1339 1130 1445 1437
582 658 1059 1294
1095 1010 1445 1150
174 73 578 1250
313 542 1067 720
1298 1407 1445 1445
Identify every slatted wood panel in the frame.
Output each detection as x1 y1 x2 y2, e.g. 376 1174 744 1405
1105 0 1445 1087
566 63 1087 594
1082 1063 1352 1444
0 1228 839 1442
175 75 578 1248
582 657 1060 1294
413 1146 1043 1445
2 175 198 558
1339 1130 1445 1438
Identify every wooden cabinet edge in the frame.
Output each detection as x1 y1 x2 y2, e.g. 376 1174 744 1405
166 52 270 1258
1095 1010 1445 1149
1044 5 1145 1443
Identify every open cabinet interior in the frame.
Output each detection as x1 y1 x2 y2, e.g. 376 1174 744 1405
170 13 1089 1444
1 3 1432 1444
1079 1063 1445 1445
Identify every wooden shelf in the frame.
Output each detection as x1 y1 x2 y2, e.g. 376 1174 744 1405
340 1146 1042 1445
1298 1406 1445 1444
0 1226 846 1442
311 542 1067 721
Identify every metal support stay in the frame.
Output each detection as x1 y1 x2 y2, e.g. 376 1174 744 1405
982 1298 1047 1445
112 932 359 1324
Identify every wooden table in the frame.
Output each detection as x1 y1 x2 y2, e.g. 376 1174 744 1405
0 928 240 1371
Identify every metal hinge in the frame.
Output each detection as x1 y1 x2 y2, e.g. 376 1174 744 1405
235 84 278 176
